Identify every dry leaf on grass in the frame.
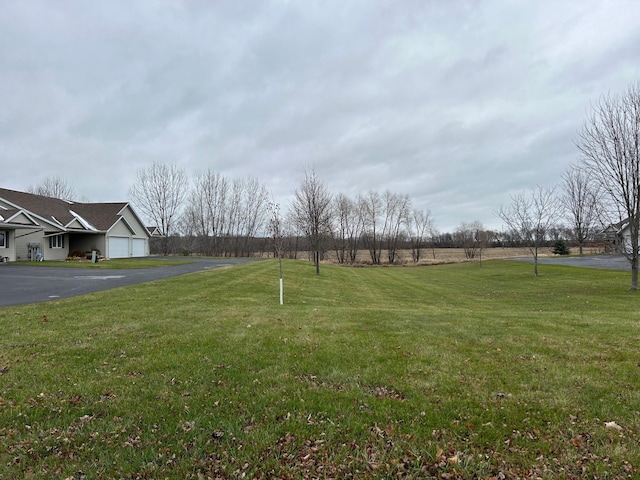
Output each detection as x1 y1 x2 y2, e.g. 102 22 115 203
604 421 623 431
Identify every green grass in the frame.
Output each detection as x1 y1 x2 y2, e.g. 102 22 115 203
1 260 639 479
12 258 194 269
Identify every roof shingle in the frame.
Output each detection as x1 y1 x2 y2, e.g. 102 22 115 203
0 188 129 232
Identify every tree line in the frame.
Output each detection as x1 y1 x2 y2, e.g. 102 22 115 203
27 163 615 268
28 81 640 288
123 162 609 272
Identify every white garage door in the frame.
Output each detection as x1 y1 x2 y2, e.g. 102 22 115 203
108 237 129 258
132 238 147 257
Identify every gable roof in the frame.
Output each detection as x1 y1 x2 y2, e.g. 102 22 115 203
0 188 74 228
0 188 143 235
0 208 21 222
146 225 163 236
70 202 129 231
0 208 40 226
602 218 631 235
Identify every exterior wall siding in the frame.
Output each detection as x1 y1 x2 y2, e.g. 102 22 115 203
14 228 43 260
121 207 150 256
42 234 69 261
120 208 148 239
109 221 132 236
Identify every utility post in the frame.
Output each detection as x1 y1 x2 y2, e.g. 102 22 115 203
268 201 285 305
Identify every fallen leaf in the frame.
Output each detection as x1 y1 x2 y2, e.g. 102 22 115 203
604 421 623 431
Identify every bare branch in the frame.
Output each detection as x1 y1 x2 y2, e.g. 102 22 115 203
291 166 332 274
562 164 601 255
497 185 562 276
576 81 640 289
28 175 78 201
128 162 188 255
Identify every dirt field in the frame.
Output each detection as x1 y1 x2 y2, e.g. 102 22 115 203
321 245 607 266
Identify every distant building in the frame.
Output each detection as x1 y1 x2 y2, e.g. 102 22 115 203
0 187 150 261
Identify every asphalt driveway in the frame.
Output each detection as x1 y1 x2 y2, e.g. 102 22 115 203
511 254 630 270
0 257 261 307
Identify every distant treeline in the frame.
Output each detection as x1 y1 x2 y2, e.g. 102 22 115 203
151 229 609 262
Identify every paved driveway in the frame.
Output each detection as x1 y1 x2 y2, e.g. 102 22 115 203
512 254 630 271
0 257 261 307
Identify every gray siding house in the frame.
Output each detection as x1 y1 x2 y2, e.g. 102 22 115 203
0 188 150 261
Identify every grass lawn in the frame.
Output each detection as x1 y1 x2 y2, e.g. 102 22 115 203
1 259 639 479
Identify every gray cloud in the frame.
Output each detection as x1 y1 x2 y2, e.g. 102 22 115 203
1 0 639 231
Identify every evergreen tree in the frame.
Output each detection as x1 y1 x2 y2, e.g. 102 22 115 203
552 239 570 255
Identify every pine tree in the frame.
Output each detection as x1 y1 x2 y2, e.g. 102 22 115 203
552 239 570 255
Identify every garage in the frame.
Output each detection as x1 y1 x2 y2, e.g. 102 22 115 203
108 236 130 258
132 238 147 257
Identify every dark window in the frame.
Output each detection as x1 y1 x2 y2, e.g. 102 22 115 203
49 235 64 249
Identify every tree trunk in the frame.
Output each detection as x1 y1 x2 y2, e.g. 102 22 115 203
631 219 640 290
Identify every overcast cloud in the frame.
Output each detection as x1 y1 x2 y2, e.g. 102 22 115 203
2 0 639 231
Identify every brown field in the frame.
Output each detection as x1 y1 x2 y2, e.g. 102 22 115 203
318 245 608 266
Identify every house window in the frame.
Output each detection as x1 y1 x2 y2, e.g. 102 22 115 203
0 231 7 248
49 235 64 249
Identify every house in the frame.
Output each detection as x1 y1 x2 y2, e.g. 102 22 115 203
147 225 163 237
0 187 150 261
602 218 639 255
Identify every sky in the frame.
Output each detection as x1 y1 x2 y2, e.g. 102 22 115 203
2 0 640 232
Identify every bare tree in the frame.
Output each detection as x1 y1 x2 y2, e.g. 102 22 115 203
359 190 383 264
128 162 188 255
455 221 487 261
358 190 411 264
577 82 640 289
267 201 285 304
183 170 228 256
497 185 562 277
562 165 601 255
407 209 434 263
29 175 78 201
182 172 267 257
291 167 332 274
285 209 301 259
330 194 363 264
383 192 411 264
237 177 269 256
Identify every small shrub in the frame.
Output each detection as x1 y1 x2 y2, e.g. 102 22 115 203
552 239 570 255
